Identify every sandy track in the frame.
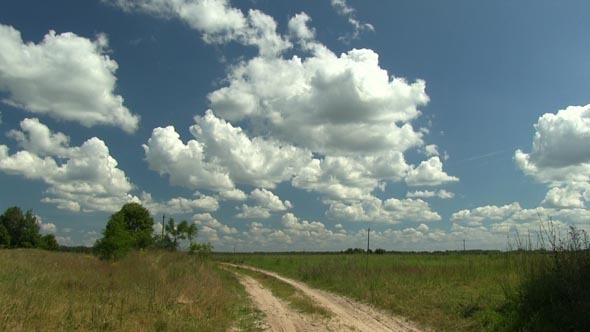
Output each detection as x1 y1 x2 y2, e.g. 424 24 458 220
235 273 317 332
225 264 424 332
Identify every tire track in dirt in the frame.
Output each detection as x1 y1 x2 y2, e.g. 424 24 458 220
225 263 425 332
235 272 315 332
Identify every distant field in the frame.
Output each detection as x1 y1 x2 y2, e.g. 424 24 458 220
0 250 259 332
217 252 530 331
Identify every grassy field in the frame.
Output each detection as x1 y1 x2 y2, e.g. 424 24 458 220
217 252 529 331
2 249 574 331
0 249 260 332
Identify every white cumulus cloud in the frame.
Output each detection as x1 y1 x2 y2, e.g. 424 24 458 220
0 24 139 132
450 202 522 226
143 110 313 191
0 118 135 212
326 195 441 224
515 104 590 209
405 156 459 187
235 188 291 219
139 191 219 214
209 48 427 156
107 0 290 57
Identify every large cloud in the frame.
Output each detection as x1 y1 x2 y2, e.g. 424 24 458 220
292 152 410 201
0 24 139 132
0 118 220 214
515 104 590 183
209 48 428 156
515 104 590 208
0 118 134 211
133 4 457 218
522 105 590 168
143 110 313 191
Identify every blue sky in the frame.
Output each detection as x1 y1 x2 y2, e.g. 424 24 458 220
1 0 590 251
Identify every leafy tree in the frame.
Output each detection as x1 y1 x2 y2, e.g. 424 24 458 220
94 203 154 259
156 217 199 251
95 215 135 259
39 234 59 251
0 206 40 248
114 203 154 248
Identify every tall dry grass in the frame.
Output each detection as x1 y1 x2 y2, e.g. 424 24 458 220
0 249 258 331
497 225 590 331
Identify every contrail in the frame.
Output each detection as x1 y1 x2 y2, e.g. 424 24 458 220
454 149 506 164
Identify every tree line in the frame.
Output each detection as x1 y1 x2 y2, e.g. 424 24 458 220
1 203 210 260
0 206 59 250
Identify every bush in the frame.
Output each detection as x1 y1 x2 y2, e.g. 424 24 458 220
39 234 59 251
189 242 213 255
498 225 590 331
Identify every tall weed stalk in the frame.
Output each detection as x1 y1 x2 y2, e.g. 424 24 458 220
498 223 590 331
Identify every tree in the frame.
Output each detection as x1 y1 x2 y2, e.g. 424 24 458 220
94 215 135 259
185 223 198 245
0 206 59 250
94 203 154 259
39 234 59 251
113 203 154 248
165 217 179 248
177 220 189 243
161 218 194 250
0 223 10 248
0 206 40 248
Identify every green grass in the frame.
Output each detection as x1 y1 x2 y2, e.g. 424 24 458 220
0 249 260 332
230 265 331 318
217 252 526 331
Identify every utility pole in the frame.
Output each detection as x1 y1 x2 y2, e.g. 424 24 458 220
162 214 165 239
463 239 466 252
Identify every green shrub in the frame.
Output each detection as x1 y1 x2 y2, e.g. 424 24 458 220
189 242 213 255
39 234 59 251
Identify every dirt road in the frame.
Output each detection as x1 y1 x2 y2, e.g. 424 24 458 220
226 264 424 332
